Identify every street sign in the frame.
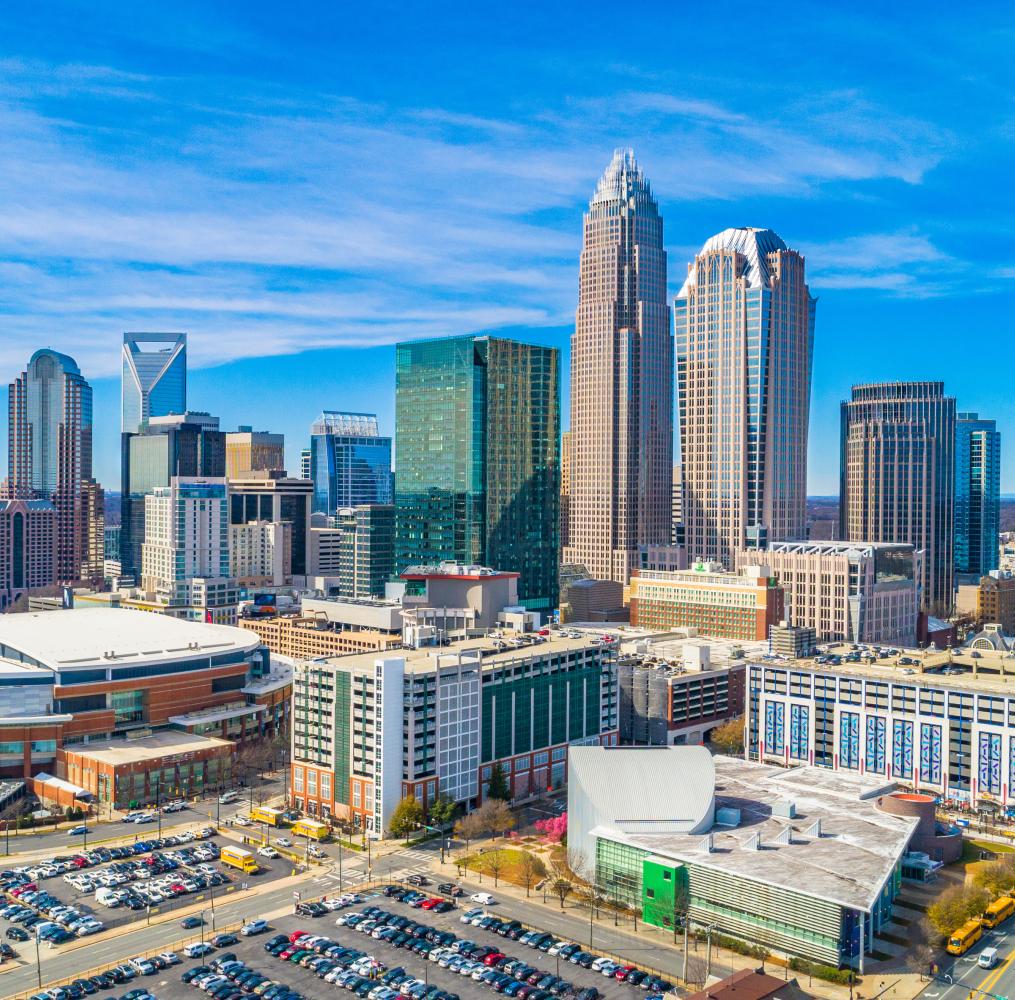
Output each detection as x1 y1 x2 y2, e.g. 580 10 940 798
293 891 301 900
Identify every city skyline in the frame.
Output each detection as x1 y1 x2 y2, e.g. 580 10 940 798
1 5 1013 493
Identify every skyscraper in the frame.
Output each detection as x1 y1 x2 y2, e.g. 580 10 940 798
564 149 672 584
141 477 236 623
840 382 956 616
675 228 815 568
8 348 100 583
335 504 396 598
119 412 226 579
560 430 571 550
955 412 1000 579
395 334 560 610
309 412 392 516
227 471 313 577
225 427 285 478
121 332 187 434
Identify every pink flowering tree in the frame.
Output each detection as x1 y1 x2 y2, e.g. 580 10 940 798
535 812 568 843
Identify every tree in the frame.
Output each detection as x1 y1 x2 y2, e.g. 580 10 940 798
518 851 546 897
454 811 485 852
927 885 990 938
973 855 1015 897
485 799 515 839
486 762 511 801
534 813 567 843
428 794 457 831
389 796 425 840
481 850 507 887
547 858 574 909
710 716 745 756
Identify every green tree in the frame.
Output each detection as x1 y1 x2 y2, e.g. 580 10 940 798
927 885 990 938
389 796 425 839
710 716 745 756
486 762 511 801
428 793 457 831
973 855 1015 897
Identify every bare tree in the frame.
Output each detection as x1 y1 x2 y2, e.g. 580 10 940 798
454 811 485 852
482 850 506 887
518 851 546 897
547 858 574 910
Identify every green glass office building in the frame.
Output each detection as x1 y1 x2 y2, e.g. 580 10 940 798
395 335 560 611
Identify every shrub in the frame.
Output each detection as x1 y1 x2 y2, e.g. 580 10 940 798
789 957 855 984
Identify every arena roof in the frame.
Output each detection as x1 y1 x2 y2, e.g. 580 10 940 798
0 608 260 672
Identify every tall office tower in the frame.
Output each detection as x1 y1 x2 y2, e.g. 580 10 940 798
141 477 236 623
955 412 1000 579
564 149 672 585
560 431 571 550
8 349 98 584
395 335 560 611
335 504 396 598
675 228 815 569
120 411 225 579
300 448 311 481
671 462 683 546
227 471 313 577
80 478 105 585
309 412 392 516
121 332 186 434
0 498 56 610
840 382 956 616
225 427 285 479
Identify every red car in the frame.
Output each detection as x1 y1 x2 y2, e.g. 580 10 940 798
419 898 441 910
614 965 636 981
288 930 308 943
483 953 506 967
70 857 88 868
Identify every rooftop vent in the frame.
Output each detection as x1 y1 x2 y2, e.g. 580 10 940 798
771 800 796 819
715 807 741 827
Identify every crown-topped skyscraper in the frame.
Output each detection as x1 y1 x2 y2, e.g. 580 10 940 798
563 149 673 584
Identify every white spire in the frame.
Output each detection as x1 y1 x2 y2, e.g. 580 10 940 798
592 147 649 204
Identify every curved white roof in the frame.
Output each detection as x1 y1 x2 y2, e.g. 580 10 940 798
0 608 260 672
569 745 715 835
677 227 789 298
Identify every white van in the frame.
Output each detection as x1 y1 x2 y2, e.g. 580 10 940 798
979 947 999 969
95 888 120 907
218 791 239 804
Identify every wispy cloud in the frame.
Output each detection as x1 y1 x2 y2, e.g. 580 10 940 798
0 56 968 378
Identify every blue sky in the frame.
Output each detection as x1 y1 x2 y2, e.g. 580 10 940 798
1 2 1013 493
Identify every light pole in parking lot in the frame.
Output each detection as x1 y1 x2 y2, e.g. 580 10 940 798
34 930 41 989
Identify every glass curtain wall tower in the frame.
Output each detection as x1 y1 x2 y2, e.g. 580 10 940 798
563 149 672 585
121 333 187 434
675 228 815 568
955 412 1000 578
840 382 956 616
309 412 392 516
394 335 560 611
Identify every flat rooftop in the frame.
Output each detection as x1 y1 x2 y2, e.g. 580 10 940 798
64 730 233 766
313 632 606 674
753 642 1015 695
593 753 916 912
0 608 260 671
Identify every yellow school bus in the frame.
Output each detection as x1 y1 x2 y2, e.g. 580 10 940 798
292 818 330 841
250 806 285 827
983 896 1015 929
220 845 259 874
947 919 983 955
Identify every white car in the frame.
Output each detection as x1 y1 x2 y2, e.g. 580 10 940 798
275 836 292 847
241 920 269 936
257 846 280 859
233 816 251 827
469 892 494 905
459 907 483 924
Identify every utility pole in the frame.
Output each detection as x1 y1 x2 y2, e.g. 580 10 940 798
156 778 162 839
338 836 344 891
35 931 41 988
682 918 689 982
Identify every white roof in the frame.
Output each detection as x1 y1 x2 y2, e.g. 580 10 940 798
0 608 260 671
569 746 716 835
677 227 789 298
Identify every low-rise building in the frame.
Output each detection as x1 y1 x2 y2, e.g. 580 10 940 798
60 730 235 808
618 642 745 746
979 570 1015 635
630 563 784 641
568 746 917 970
746 643 1015 809
740 541 919 646
291 633 618 835
238 614 402 659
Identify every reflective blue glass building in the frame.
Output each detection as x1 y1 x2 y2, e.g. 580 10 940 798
309 412 393 516
955 412 1000 577
121 333 187 434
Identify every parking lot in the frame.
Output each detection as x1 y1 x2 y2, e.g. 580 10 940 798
0 831 294 952
138 886 669 1000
